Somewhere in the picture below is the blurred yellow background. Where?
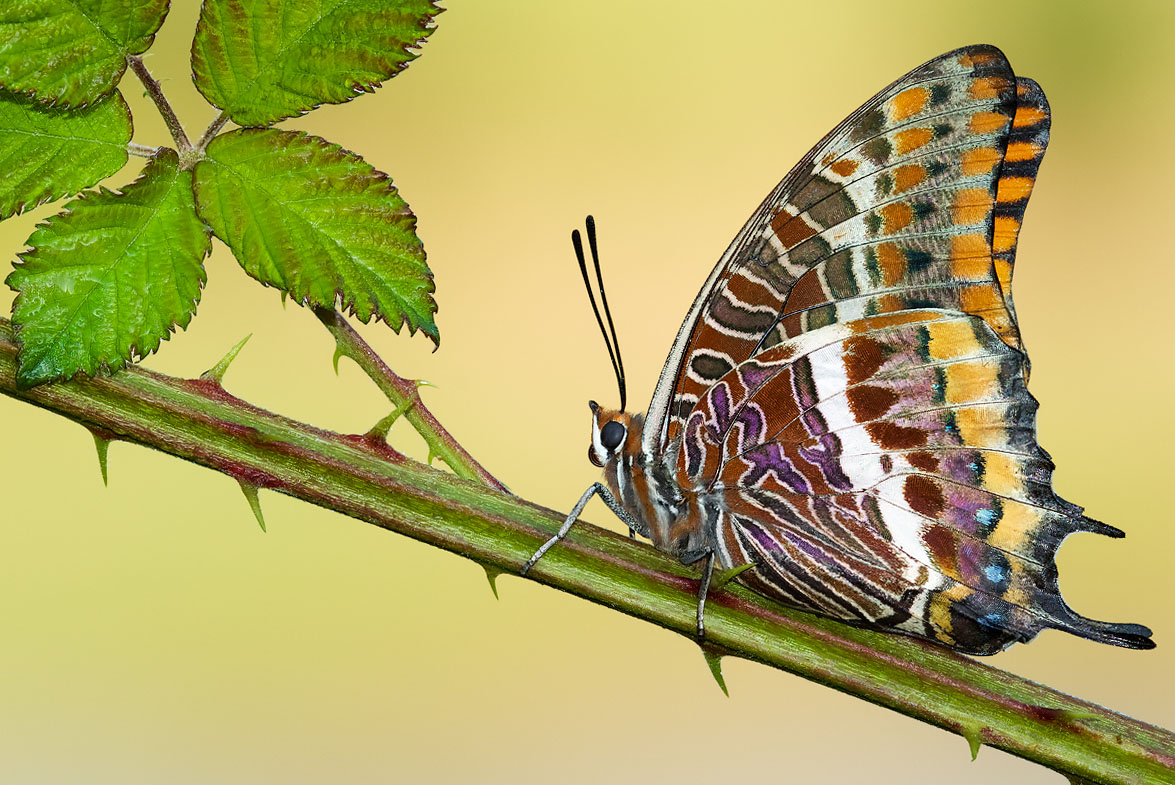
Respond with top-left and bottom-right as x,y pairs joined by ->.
2,1 -> 1172,782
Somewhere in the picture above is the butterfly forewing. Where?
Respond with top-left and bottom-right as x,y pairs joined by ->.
648,45 -> 1050,449
991,77 -> 1050,363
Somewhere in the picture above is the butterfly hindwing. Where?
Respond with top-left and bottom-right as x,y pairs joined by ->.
648,45 -> 1050,450
676,311 -> 1151,653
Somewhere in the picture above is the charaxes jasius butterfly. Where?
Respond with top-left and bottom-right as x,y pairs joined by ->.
522,44 -> 1154,655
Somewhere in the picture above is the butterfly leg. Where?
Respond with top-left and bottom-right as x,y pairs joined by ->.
680,549 -> 716,638
696,550 -> 716,638
521,482 -> 638,576
520,484 -> 598,576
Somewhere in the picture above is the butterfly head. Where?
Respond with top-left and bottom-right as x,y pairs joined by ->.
587,400 -> 637,467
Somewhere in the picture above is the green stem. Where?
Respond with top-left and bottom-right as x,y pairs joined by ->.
314,307 -> 507,492
126,55 -> 191,154
195,112 -> 228,154
126,142 -> 160,159
0,316 -> 1171,784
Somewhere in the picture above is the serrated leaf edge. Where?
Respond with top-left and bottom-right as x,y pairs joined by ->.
190,0 -> 444,127
194,128 -> 438,343
0,90 -> 134,220
0,0 -> 172,109
6,150 -> 210,387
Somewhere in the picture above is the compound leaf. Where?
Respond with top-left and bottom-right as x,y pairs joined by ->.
0,0 -> 170,107
191,0 -> 441,127
0,91 -> 132,220
194,128 -> 437,343
7,150 -> 211,387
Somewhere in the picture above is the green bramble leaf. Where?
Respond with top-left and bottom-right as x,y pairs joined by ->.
191,0 -> 441,127
0,91 -> 132,220
0,0 -> 170,107
194,128 -> 438,344
7,150 -> 211,388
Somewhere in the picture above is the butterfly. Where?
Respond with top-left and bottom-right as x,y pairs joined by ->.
523,44 -> 1154,655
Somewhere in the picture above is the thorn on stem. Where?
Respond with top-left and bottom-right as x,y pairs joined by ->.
701,647 -> 729,697
483,566 -> 503,599
201,335 -> 252,385
332,345 -> 345,375
1059,710 -> 1099,724
91,431 -> 111,486
239,482 -> 266,532
710,563 -> 756,593
961,724 -> 984,761
1027,705 -> 1098,725
365,408 -> 403,442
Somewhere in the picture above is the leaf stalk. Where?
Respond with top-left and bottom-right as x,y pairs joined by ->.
314,307 -> 506,492
127,142 -> 160,159
127,55 -> 191,156
195,112 -> 229,154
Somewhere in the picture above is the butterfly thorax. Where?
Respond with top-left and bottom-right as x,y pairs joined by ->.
592,406 -> 713,559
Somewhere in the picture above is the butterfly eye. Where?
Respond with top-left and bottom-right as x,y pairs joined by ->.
600,421 -> 626,451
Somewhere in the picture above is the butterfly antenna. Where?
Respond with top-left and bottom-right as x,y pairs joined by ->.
586,216 -> 627,412
574,216 -> 627,411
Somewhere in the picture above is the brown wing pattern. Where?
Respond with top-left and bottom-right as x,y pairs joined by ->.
675,310 -> 1153,653
654,46 -> 1052,449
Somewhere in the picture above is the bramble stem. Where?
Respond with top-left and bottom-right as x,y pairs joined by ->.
196,112 -> 229,153
0,315 -> 1171,785
314,307 -> 507,492
127,142 -> 160,159
126,55 -> 191,153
